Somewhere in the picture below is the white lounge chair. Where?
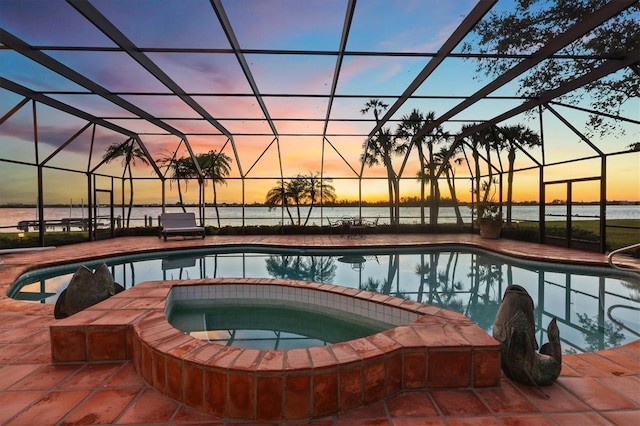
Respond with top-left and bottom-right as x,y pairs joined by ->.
159,212 -> 205,241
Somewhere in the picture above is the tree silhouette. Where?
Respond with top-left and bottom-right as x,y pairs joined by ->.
361,99 -> 401,225
461,124 -> 498,205
265,255 -> 336,283
103,139 -> 150,226
397,109 -> 430,224
434,146 -> 465,224
196,150 -> 232,227
462,0 -> 639,137
397,110 -> 449,224
156,150 -> 192,213
265,181 -> 295,225
301,172 -> 336,226
266,172 -> 336,226
498,125 -> 541,223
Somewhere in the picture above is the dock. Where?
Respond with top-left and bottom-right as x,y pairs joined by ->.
17,218 -> 99,232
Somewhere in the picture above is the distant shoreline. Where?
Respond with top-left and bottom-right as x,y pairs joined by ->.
2,200 -> 639,208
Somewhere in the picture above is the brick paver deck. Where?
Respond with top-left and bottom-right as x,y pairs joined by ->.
0,235 -> 638,425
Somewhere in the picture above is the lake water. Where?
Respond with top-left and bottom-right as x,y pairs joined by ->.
0,204 -> 637,232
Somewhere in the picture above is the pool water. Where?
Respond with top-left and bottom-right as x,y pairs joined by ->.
167,299 -> 391,350
10,246 -> 640,353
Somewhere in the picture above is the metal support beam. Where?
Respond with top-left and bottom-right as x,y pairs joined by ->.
549,101 -> 640,125
1,78 -> 165,180
209,0 -> 278,138
434,50 -> 640,181
0,29 -> 186,141
366,0 -> 497,140
41,123 -> 92,166
0,97 -> 29,125
545,104 -> 604,156
322,0 -> 357,137
66,0 -> 217,179
600,157 -> 607,253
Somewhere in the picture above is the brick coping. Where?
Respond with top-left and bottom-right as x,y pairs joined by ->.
50,277 -> 500,421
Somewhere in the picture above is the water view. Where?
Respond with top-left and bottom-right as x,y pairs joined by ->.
1,204 -> 638,232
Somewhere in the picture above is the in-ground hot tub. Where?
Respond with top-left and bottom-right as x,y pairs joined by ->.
50,278 -> 500,421
166,283 -> 404,349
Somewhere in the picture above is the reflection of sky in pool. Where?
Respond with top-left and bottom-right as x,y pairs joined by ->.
10,246 -> 640,354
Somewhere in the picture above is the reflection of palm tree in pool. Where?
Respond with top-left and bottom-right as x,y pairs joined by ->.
304,256 -> 337,283
414,253 -> 440,304
360,277 -> 382,293
265,255 -> 299,279
467,298 -> 501,332
416,253 -> 430,304
414,253 -> 464,309
440,298 -> 465,314
576,312 -> 625,352
443,251 -> 464,303
359,276 -> 409,300
414,262 -> 428,303
465,254 -> 504,329
620,280 -> 640,302
382,254 -> 400,295
121,262 -> 135,289
265,255 -> 336,283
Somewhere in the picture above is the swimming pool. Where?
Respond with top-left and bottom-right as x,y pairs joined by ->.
10,245 -> 639,354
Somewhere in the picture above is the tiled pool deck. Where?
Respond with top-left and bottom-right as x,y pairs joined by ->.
0,234 -> 638,425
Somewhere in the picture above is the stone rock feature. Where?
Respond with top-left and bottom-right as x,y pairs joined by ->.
54,263 -> 124,319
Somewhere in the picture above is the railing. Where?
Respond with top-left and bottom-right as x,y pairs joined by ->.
607,242 -> 640,272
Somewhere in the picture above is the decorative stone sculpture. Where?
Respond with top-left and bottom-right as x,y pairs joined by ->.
54,263 -> 124,319
493,285 -> 562,392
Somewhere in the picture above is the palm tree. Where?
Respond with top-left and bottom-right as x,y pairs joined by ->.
434,146 -> 465,224
362,128 -> 401,224
103,139 -> 150,227
397,110 -> 448,224
197,150 -> 232,227
461,124 -> 495,204
286,176 -> 307,225
361,99 -> 401,225
397,109 -> 430,224
461,125 -> 482,205
301,172 -> 336,226
499,125 -> 541,223
156,150 -> 191,213
361,99 -> 388,134
479,127 -> 500,203
265,181 -> 295,225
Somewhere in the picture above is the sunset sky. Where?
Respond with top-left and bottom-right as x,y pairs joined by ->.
0,0 -> 638,206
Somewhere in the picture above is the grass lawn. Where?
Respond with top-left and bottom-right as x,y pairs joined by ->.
575,219 -> 639,250
515,219 -> 639,252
